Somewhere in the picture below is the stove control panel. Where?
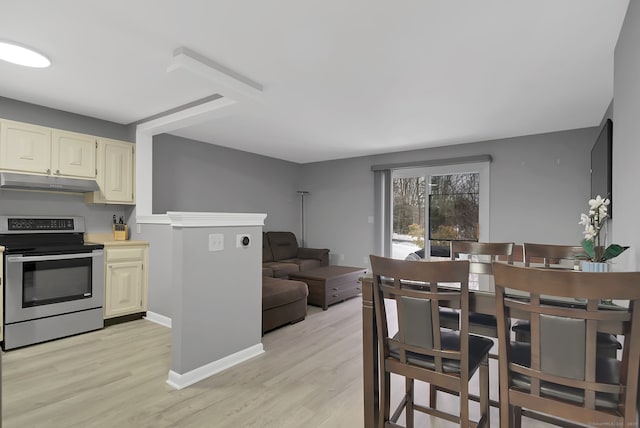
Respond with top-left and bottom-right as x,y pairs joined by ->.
7,218 -> 75,231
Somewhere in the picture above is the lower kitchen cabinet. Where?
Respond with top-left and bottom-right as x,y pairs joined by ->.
104,243 -> 148,319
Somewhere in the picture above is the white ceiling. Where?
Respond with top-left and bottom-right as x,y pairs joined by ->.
0,1 -> 629,163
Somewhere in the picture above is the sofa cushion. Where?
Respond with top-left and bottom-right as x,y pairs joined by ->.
267,231 -> 299,261
262,232 -> 274,262
263,277 -> 308,310
263,261 -> 300,278
281,258 -> 322,271
262,267 -> 275,277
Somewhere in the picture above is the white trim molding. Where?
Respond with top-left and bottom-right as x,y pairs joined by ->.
166,343 -> 264,390
166,211 -> 267,228
136,214 -> 171,225
144,311 -> 172,328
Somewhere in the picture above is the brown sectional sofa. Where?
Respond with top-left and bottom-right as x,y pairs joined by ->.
261,231 -> 330,334
262,231 -> 330,278
262,276 -> 309,334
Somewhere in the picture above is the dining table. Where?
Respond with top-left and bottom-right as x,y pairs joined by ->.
360,261 -> 627,428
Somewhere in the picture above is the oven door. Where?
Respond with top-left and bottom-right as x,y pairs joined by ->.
4,250 -> 104,324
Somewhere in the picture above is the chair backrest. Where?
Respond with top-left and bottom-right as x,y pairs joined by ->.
450,241 -> 514,274
492,263 -> 640,425
523,242 -> 583,269
369,255 -> 471,376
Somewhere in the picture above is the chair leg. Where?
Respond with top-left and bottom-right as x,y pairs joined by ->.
459,374 -> 470,428
500,400 -> 510,428
514,406 -> 522,428
480,356 -> 490,427
406,378 -> 414,428
381,371 -> 390,428
429,384 -> 437,408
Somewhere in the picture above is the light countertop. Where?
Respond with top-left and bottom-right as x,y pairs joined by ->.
85,233 -> 148,247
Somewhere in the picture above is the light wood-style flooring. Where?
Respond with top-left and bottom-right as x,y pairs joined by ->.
2,298 -> 556,427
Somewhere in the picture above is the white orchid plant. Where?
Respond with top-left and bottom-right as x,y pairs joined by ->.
578,195 -> 628,262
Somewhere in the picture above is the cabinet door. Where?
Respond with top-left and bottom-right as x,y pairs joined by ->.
105,261 -> 143,318
0,120 -> 51,174
100,139 -> 134,203
51,130 -> 96,178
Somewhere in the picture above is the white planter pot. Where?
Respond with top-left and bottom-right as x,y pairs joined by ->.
580,261 -> 609,272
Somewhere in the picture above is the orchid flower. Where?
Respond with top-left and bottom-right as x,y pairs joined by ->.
579,195 -> 628,262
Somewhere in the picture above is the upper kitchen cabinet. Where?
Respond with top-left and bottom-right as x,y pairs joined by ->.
85,138 -> 135,205
0,119 -> 96,179
52,130 -> 96,178
0,120 -> 52,174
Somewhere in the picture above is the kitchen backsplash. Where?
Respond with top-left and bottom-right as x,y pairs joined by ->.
0,188 -> 132,233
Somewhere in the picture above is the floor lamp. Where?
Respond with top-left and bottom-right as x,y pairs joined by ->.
297,191 -> 309,247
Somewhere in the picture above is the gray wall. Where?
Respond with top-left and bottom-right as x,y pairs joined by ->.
300,127 -> 599,268
0,96 -> 133,142
613,2 -> 640,271
171,224 -> 262,374
152,134 -> 301,232
0,97 -> 134,233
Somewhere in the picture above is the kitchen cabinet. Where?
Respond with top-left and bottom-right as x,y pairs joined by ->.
85,138 -> 135,205
52,130 -> 96,178
104,243 -> 148,319
0,119 -> 96,179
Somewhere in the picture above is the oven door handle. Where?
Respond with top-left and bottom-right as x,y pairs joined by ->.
6,251 -> 104,263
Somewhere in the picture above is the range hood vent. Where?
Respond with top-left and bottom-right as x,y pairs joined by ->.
0,172 -> 99,193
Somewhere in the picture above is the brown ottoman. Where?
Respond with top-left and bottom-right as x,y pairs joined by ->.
262,276 -> 308,334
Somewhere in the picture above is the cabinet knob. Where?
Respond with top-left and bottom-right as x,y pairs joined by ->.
46,168 -> 51,174
55,169 -> 60,175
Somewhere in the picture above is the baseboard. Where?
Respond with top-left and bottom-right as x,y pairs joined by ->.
144,311 -> 172,328
166,343 -> 264,390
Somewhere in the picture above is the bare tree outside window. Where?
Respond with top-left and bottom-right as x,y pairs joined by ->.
392,177 -> 426,259
429,173 -> 480,245
392,172 -> 480,259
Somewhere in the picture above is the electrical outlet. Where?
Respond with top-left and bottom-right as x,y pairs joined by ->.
209,233 -> 224,252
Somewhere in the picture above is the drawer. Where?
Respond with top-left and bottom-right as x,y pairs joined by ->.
106,247 -> 145,262
327,284 -> 362,304
326,280 -> 360,295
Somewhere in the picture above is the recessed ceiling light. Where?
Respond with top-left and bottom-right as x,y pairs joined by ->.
0,41 -> 50,68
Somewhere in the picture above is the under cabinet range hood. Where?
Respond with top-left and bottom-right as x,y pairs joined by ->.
0,172 -> 99,193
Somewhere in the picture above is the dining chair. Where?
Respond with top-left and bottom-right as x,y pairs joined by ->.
440,241 -> 515,337
441,242 -> 514,340
493,263 -> 640,428
432,241 -> 514,407
369,255 -> 492,428
522,242 -> 583,268
512,243 -> 622,358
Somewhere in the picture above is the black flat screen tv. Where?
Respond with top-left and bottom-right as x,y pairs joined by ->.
590,118 -> 613,217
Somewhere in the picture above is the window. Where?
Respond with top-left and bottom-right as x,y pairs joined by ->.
390,162 -> 489,260
429,172 -> 480,242
392,176 -> 426,259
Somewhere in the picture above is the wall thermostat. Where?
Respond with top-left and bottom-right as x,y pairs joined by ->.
236,234 -> 251,248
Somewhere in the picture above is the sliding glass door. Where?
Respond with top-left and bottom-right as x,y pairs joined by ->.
391,162 -> 489,260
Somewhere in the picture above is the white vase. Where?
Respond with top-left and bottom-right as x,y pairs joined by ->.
580,261 -> 609,272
